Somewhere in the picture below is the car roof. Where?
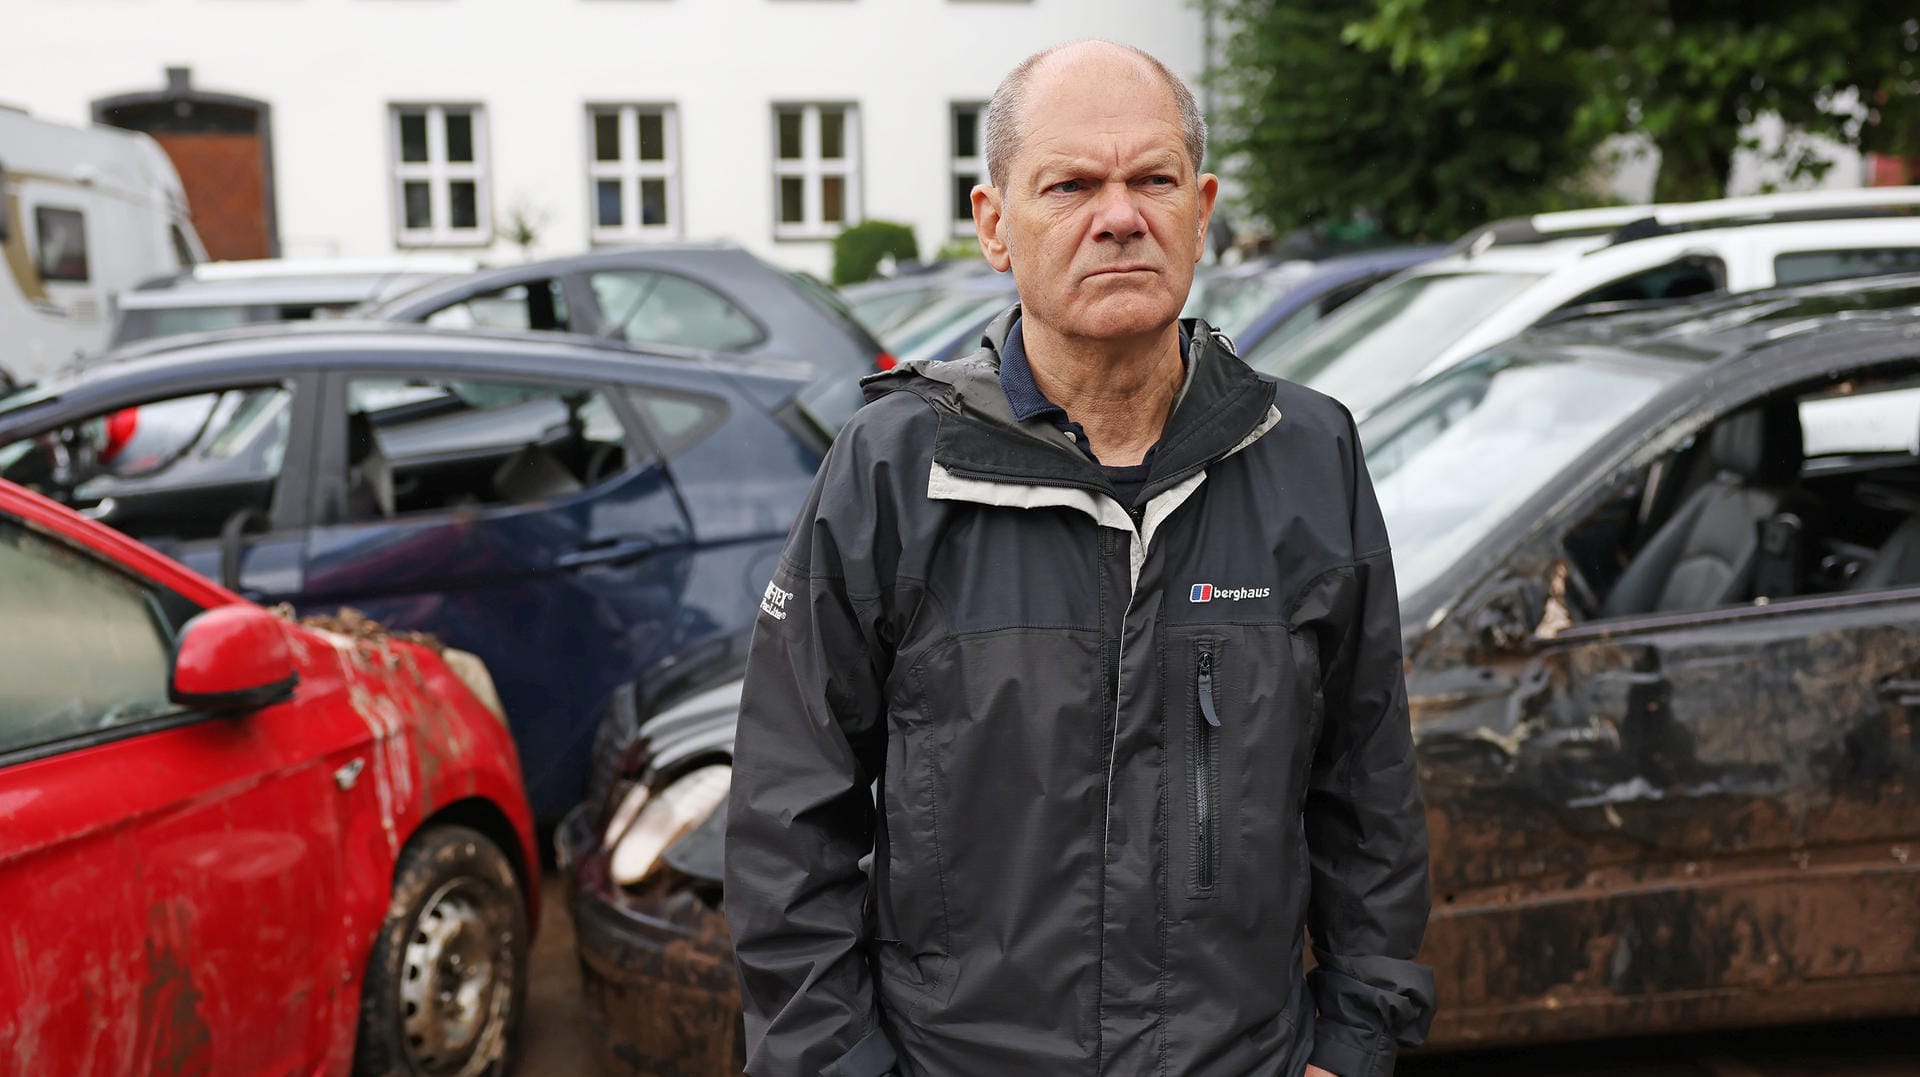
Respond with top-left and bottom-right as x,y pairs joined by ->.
1522,271 -> 1920,359
1455,186 -> 1920,252
19,322 -> 814,409
369,242 -> 758,307
120,270 -> 462,309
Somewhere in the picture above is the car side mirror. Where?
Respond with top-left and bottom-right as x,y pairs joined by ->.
169,604 -> 299,712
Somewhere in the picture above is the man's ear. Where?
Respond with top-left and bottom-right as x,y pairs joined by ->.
1193,172 -> 1220,264
972,184 -> 1012,272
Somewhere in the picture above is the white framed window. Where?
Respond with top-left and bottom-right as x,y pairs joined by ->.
950,102 -> 985,236
772,103 -> 860,240
391,104 -> 491,247
588,104 -> 681,243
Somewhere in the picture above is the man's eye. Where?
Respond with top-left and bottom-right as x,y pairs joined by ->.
1142,175 -> 1175,187
1050,180 -> 1085,194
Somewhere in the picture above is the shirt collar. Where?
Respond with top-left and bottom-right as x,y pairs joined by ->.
998,314 -> 1191,425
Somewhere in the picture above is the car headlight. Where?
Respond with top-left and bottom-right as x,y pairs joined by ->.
609,765 -> 731,887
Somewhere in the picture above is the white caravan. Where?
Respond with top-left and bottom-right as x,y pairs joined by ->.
0,107 -> 205,388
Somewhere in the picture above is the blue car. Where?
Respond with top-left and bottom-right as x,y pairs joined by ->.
0,323 -> 836,821
1186,246 -> 1445,355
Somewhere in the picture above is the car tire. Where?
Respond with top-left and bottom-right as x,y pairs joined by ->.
353,825 -> 528,1077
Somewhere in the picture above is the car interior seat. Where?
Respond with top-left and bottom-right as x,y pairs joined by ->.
492,443 -> 583,503
346,411 -> 396,520
1852,512 -> 1920,590
1601,399 -> 1806,617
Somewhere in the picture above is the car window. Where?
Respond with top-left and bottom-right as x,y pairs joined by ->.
1362,350 -> 1682,600
628,387 -> 726,458
112,305 -> 261,346
1557,256 -> 1726,309
0,386 -> 294,544
34,206 -> 89,283
589,270 -> 763,352
1775,249 -> 1920,287
1247,271 -> 1542,415
0,520 -> 179,758
342,377 -> 639,521
424,280 -> 571,332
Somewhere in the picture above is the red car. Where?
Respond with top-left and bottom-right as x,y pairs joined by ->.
0,478 -> 538,1075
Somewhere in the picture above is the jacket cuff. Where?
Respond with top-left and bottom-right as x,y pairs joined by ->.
821,1025 -> 899,1077
1307,1018 -> 1396,1077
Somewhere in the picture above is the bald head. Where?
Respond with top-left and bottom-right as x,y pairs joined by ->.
982,40 -> 1206,190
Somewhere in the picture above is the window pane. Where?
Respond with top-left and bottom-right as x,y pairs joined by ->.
603,272 -> 761,351
343,379 -> 631,519
780,177 -> 805,224
953,173 -> 977,223
2,388 -> 294,544
777,110 -> 803,160
597,179 -> 624,228
954,106 -> 979,159
449,181 -> 478,230
594,111 -> 622,162
403,181 -> 432,230
423,281 -> 568,332
1776,248 -> 1920,286
631,390 -> 723,456
399,111 -> 429,163
445,111 -> 475,163
638,112 -> 666,161
34,207 -> 88,282
819,108 -> 845,160
0,523 -> 176,755
822,175 -> 845,224
639,179 -> 667,226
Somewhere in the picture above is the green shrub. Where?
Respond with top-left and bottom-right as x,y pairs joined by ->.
831,220 -> 919,286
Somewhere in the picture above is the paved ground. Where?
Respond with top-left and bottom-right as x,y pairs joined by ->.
519,873 -> 597,1076
515,877 -> 1920,1077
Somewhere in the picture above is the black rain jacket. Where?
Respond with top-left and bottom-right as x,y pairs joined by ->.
725,310 -> 1434,1077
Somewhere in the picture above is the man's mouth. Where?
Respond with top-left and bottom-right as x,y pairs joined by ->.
1087,265 -> 1156,278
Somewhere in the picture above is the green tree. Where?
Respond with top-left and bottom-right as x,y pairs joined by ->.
1204,0 -> 1606,241
1348,1 -> 1920,200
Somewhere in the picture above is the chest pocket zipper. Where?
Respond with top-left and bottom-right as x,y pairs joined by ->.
1193,645 -> 1222,891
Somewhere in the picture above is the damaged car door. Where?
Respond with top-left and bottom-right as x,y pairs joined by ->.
300,370 -> 693,820
1414,364 -> 1920,1045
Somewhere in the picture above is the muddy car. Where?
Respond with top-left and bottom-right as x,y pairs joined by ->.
564,278 -> 1920,1067
0,477 -> 540,1075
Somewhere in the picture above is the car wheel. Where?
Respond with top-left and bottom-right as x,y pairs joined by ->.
354,825 -> 528,1077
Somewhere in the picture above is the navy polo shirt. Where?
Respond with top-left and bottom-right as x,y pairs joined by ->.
999,315 -> 1185,509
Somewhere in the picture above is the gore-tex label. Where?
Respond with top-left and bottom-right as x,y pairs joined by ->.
1189,583 -> 1272,603
760,580 -> 793,620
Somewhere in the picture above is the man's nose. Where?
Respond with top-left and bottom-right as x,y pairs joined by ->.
1091,181 -> 1148,242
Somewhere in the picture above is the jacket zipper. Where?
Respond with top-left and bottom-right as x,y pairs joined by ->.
1193,644 -> 1221,891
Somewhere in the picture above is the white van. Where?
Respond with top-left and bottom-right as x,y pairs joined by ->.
1245,187 -> 1920,417
0,107 -> 205,388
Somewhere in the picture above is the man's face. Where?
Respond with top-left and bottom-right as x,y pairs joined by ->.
973,54 -> 1218,344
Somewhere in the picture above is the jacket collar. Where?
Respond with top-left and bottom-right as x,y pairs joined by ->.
862,304 -> 1279,503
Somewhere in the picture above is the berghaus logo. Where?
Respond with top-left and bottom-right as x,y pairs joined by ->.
1190,583 -> 1272,602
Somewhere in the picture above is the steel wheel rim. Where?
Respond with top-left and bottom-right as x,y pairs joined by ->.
399,875 -> 514,1076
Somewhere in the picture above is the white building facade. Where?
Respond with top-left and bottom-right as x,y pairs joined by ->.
3,0 -> 1208,275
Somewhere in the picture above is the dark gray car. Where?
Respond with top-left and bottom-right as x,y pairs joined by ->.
363,243 -> 890,378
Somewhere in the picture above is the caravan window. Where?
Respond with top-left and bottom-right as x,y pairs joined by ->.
34,207 -> 89,283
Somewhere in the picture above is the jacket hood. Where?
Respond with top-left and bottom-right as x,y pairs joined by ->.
859,304 -> 1280,504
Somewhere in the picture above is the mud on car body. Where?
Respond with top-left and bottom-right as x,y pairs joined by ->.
564,275 -> 1920,1065
0,477 -> 539,1076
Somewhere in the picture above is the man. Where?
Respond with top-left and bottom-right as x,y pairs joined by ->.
726,40 -> 1434,1077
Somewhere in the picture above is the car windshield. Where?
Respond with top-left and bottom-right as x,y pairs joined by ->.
885,291 -> 1011,360
1248,271 -> 1541,415
1186,266 -> 1310,338
1361,350 -> 1682,600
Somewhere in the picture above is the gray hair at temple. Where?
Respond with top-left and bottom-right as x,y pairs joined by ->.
981,41 -> 1208,191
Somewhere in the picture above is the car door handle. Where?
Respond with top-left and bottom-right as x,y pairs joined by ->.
556,538 -> 658,569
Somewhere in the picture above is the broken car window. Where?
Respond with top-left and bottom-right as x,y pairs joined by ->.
0,521 -> 177,758
0,386 -> 293,545
1363,350 -> 1680,601
589,270 -> 763,352
342,377 -> 635,521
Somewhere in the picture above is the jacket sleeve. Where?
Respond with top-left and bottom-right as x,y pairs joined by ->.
1303,412 -> 1436,1077
724,429 -> 901,1077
